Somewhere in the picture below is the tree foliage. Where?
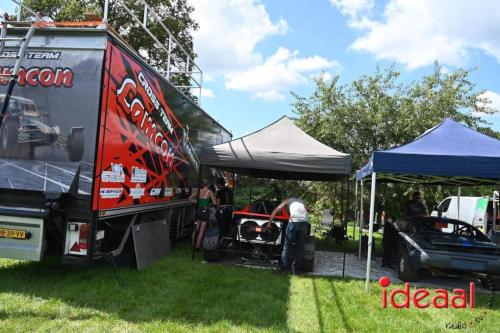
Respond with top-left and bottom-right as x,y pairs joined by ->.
20,0 -> 199,99
292,64 -> 499,219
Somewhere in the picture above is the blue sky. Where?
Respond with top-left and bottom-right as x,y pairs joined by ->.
190,0 -> 500,138
4,0 -> 500,138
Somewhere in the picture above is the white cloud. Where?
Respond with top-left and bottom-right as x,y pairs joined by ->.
200,88 -> 215,98
477,90 -> 500,112
254,91 -> 285,102
310,71 -> 334,82
331,0 -> 500,69
330,0 -> 374,18
191,0 -> 287,75
224,47 -> 339,101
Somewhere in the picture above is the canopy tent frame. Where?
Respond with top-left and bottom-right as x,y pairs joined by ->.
356,118 -> 500,292
197,115 -> 353,271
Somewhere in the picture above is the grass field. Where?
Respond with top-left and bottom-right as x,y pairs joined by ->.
0,242 -> 498,333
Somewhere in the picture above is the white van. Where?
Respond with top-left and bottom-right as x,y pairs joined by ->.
431,196 -> 489,232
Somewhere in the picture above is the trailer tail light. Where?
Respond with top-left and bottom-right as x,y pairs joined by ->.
64,222 -> 89,256
79,224 -> 89,250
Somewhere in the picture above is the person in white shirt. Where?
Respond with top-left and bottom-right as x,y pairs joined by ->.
267,197 -> 309,274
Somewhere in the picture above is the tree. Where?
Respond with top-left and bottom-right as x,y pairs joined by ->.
292,63 -> 499,219
20,0 -> 199,99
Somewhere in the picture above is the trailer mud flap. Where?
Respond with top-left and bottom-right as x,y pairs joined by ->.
0,215 -> 44,261
132,219 -> 171,270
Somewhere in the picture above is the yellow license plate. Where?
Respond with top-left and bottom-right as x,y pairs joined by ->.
0,228 -> 27,240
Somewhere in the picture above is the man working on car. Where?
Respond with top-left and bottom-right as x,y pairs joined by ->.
403,191 -> 427,218
267,196 -> 309,275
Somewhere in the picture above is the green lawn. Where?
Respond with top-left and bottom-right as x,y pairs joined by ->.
0,243 -> 498,333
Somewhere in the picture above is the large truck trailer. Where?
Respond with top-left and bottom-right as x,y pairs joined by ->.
0,16 -> 231,268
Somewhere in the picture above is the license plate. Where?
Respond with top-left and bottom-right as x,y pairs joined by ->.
0,228 -> 27,240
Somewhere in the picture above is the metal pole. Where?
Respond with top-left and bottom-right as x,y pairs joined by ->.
492,191 -> 498,234
354,179 -> 358,240
17,0 -> 22,21
103,0 -> 109,21
249,177 -> 252,204
457,186 -> 461,222
192,167 -> 203,260
365,172 -> 376,292
166,35 -> 172,78
143,5 -> 148,26
359,180 -> 364,260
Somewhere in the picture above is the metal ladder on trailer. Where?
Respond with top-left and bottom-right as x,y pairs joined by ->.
0,18 -> 38,127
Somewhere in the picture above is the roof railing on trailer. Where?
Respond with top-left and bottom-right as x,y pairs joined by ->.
8,0 -> 203,104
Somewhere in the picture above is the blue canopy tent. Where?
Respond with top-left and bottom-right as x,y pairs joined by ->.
355,118 -> 500,291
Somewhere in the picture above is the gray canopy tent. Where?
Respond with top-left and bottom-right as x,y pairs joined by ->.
198,116 -> 352,269
200,116 -> 351,180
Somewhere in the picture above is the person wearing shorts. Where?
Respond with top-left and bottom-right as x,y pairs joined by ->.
190,179 -> 216,250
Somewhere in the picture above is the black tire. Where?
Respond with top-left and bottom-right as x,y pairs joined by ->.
301,236 -> 315,272
203,248 -> 223,262
397,248 -> 419,281
0,120 -> 19,158
67,127 -> 84,162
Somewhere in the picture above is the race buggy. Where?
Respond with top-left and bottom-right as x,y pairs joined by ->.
392,216 -> 500,286
0,95 -> 84,161
202,199 -> 315,271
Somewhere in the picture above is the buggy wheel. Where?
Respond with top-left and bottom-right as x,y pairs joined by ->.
397,248 -> 419,282
0,120 -> 19,158
301,236 -> 315,272
67,127 -> 84,162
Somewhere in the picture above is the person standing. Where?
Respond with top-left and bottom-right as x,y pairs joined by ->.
189,179 -> 216,250
267,196 -> 309,274
215,178 -> 233,236
403,191 -> 427,218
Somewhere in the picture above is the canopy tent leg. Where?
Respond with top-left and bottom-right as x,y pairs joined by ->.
365,172 -> 376,292
358,180 -> 364,260
353,179 -> 358,240
457,186 -> 461,222
249,176 -> 253,204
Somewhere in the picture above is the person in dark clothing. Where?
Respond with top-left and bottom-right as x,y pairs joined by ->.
267,197 -> 309,275
403,191 -> 427,218
381,218 -> 398,268
215,178 -> 233,236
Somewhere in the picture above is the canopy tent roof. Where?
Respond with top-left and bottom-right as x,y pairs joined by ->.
356,118 -> 500,185
200,116 -> 351,181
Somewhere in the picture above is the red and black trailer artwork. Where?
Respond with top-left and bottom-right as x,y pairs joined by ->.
93,42 -> 192,211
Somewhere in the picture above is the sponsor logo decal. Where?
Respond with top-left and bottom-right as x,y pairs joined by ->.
99,188 -> 123,199
130,184 -> 145,199
164,188 -> 173,196
116,76 -> 175,167
131,166 -> 147,183
150,188 -> 161,196
0,66 -> 73,87
0,50 -> 61,60
101,163 -> 125,183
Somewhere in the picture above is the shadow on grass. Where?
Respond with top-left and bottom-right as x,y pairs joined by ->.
0,242 -> 290,331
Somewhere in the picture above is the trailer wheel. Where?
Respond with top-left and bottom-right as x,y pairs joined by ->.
67,127 -> 84,162
0,120 -> 19,158
397,248 -> 419,282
